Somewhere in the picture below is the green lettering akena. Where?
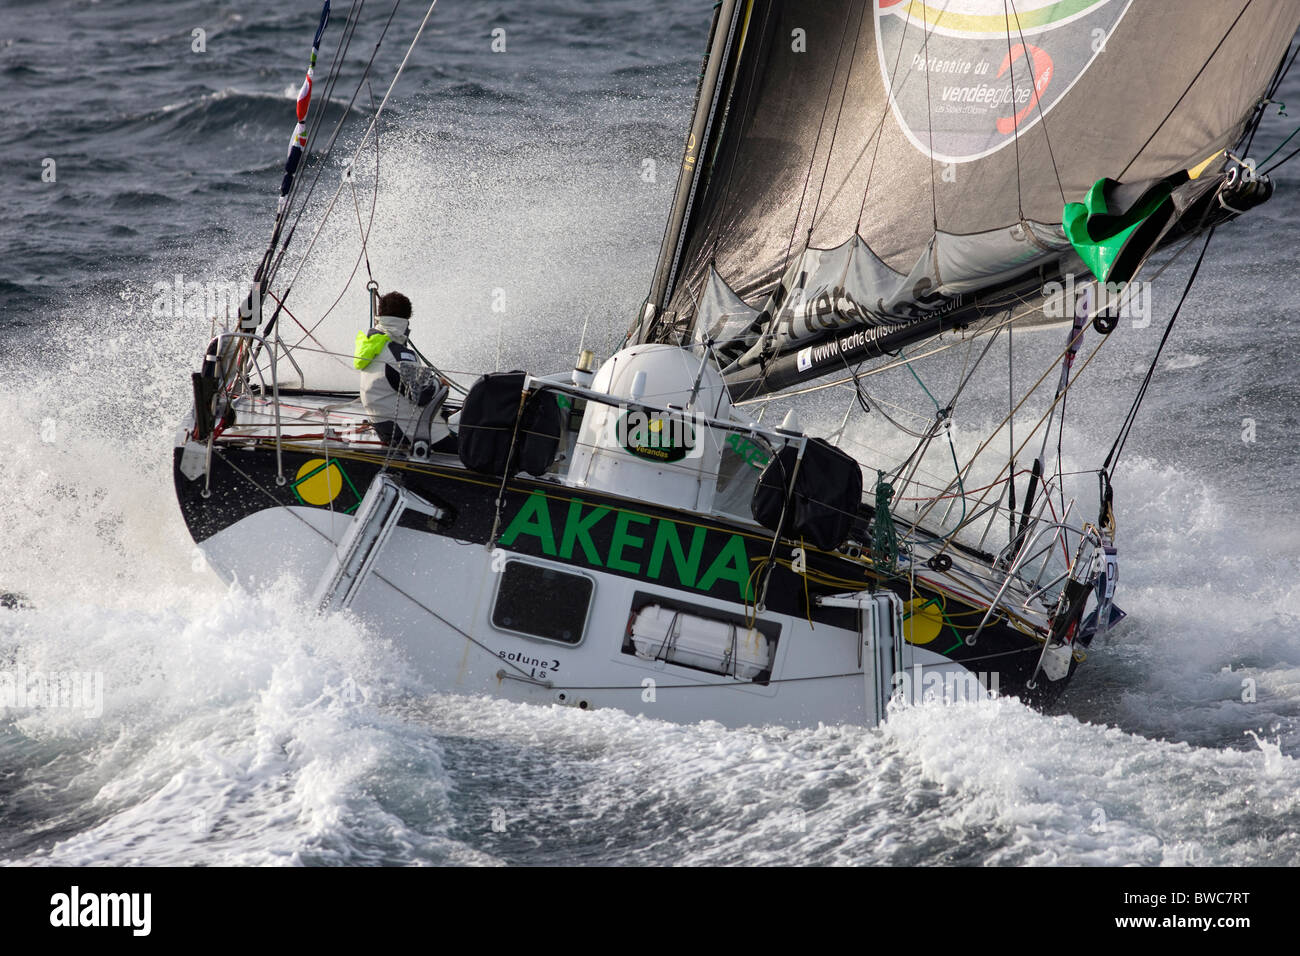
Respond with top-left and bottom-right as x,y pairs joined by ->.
647,520 -> 706,586
497,491 -> 754,602
696,534 -> 753,601
498,489 -> 557,555
560,498 -> 609,565
608,511 -> 651,573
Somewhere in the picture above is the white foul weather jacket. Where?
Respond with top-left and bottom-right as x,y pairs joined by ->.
355,314 -> 440,439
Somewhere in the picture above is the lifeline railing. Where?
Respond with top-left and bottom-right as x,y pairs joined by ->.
202,331 -> 288,488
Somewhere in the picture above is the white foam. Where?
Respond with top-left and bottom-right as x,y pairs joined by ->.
1,577 -> 500,865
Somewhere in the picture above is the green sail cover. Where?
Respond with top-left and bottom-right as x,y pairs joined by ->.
1062,173 -> 1187,284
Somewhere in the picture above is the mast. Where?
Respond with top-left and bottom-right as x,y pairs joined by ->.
636,0 -> 743,344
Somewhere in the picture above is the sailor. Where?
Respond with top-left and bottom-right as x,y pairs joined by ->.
354,291 -> 455,451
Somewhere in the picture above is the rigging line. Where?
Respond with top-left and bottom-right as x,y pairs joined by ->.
779,3 -> 858,278
904,315 -> 1114,541
287,2 -> 363,222
746,368 -> 934,427
1267,40 -> 1300,100
1001,0 -> 1024,221
1104,226 -> 1216,476
1056,383 -> 1067,516
863,393 -> 931,440
885,320 -> 997,489
898,325 -> 1005,528
265,1 -> 368,285
832,347 -> 870,415
807,2 -> 868,232
277,0 -> 428,299
1261,42 -> 1296,109
930,403 -> 967,528
1239,40 -> 1295,162
266,3 -> 392,293
892,422 -> 940,494
288,81 -> 385,353
1247,37 -> 1300,162
833,349 -> 930,439
248,2 -> 361,296
860,392 -> 934,426
897,469 -> 1029,503
919,329 -> 1114,553
895,312 -> 1007,489
352,80 -> 381,287
840,435 -> 979,498
902,349 -> 944,412
855,0 -> 915,232
286,215 -> 367,350
1261,142 -> 1300,176
266,2 -> 361,249
270,17 -> 400,310
922,3 -> 938,231
1006,0 -> 1065,205
1238,100 -> 1269,166
264,294 -> 349,370
1259,123 -> 1300,168
1116,0 -> 1255,182
939,316 -> 1004,413
1008,321 -> 1014,500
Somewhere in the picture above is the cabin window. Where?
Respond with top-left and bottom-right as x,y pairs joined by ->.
712,431 -> 777,520
491,560 -> 593,645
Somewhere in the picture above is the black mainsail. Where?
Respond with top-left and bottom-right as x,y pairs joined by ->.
638,0 -> 1300,401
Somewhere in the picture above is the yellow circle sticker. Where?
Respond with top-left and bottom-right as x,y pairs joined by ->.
293,458 -> 344,506
902,597 -> 944,646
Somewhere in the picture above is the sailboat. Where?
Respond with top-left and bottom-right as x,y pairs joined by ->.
173,0 -> 1300,728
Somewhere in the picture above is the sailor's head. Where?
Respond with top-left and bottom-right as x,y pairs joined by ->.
377,291 -> 412,320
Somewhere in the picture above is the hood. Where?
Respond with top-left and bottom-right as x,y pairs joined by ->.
374,314 -> 409,344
